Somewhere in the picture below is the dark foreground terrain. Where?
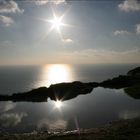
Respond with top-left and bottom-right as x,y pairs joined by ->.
0,118 -> 140,140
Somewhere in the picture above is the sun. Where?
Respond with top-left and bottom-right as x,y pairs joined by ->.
49,15 -> 63,31
47,12 -> 65,33
35,8 -> 72,42
34,9 -> 73,43
55,100 -> 62,109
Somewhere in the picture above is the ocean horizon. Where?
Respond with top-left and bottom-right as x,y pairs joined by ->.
0,63 -> 139,95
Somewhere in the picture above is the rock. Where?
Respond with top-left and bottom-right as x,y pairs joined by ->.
127,67 -> 140,76
0,81 -> 98,102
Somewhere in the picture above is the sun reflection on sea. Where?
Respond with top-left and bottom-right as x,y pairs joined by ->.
37,64 -> 73,87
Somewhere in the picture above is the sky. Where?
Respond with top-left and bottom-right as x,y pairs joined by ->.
0,0 -> 140,65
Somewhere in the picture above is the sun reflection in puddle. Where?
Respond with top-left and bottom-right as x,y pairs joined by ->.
54,100 -> 62,109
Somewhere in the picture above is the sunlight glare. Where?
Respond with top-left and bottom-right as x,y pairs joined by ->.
35,8 -> 72,42
49,15 -> 63,31
55,100 -> 62,109
37,64 -> 73,87
47,64 -> 69,85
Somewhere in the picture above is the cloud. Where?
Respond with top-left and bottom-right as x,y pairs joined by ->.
62,38 -> 73,43
35,0 -> 49,5
114,30 -> 131,36
0,101 -> 16,113
0,112 -> 27,127
136,24 -> 140,34
118,0 -> 140,12
61,48 -> 140,64
35,0 -> 66,5
0,102 -> 27,128
38,119 -> 67,131
0,0 -> 24,13
0,15 -> 14,26
114,23 -> 140,36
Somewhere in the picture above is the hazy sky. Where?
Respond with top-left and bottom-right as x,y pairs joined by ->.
0,0 -> 140,65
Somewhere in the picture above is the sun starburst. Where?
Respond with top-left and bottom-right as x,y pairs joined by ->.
55,100 -> 62,109
48,14 -> 64,31
34,8 -> 72,43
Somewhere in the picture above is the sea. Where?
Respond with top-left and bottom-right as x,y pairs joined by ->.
0,64 -> 140,133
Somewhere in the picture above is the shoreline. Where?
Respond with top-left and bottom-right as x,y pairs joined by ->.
0,117 -> 140,140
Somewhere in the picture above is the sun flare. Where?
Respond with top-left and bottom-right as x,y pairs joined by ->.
36,8 -> 72,42
47,12 -> 65,33
49,16 -> 63,31
55,100 -> 62,109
